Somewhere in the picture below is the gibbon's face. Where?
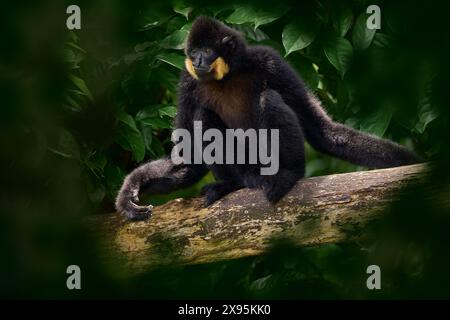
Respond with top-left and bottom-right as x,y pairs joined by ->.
185,17 -> 241,81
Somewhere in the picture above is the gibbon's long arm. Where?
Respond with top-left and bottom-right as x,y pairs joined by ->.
115,76 -> 208,220
115,159 -> 207,220
271,54 -> 420,169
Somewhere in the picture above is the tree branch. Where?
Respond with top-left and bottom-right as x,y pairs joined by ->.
87,164 -> 427,273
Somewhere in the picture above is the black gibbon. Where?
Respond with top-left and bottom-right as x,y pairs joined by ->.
116,16 -> 420,220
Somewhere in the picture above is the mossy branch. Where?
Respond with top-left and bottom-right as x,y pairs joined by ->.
87,164 -> 427,273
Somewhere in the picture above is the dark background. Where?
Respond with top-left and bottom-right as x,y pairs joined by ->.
0,0 -> 449,299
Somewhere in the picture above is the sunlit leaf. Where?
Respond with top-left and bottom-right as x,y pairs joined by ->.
226,6 -> 284,29
352,12 -> 376,51
161,29 -> 189,50
69,74 -> 93,100
416,98 -> 438,134
158,105 -> 178,118
173,1 -> 192,20
282,17 -> 320,56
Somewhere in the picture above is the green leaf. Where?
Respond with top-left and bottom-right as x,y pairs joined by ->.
48,128 -> 80,160
331,2 -> 353,37
148,136 -> 166,158
231,24 -> 269,42
157,52 -> 185,70
254,10 -> 283,29
137,8 -> 173,31
226,6 -> 284,29
104,163 -> 126,199
85,151 -> 107,173
136,104 -> 164,121
416,100 -> 438,134
139,117 -> 173,129
64,95 -> 82,112
136,105 -> 176,129
69,74 -> 93,101
282,17 -> 320,56
66,41 -> 87,54
360,107 -> 393,137
372,33 -> 391,48
140,124 -> 153,152
209,4 -> 233,17
158,105 -> 177,118
173,1 -> 192,20
288,54 -> 319,90
225,6 -> 256,25
352,12 -> 376,51
250,275 -> 273,291
123,51 -> 147,65
161,29 -> 189,50
135,41 -> 154,52
323,37 -> 353,77
139,20 -> 161,31
115,111 -> 146,162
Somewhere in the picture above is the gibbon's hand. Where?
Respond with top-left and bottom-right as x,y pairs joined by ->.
115,178 -> 153,221
116,159 -> 208,221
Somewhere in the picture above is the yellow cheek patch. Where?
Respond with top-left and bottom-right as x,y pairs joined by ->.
211,57 -> 229,80
184,56 -> 229,80
185,58 -> 198,80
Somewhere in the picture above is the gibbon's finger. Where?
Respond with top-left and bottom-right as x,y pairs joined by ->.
124,202 -> 153,221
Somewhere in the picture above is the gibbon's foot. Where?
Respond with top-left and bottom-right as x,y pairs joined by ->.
116,193 -> 153,221
262,170 -> 300,203
242,169 -> 265,189
201,181 -> 242,207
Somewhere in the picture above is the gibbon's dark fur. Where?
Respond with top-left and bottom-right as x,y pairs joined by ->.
116,16 -> 419,220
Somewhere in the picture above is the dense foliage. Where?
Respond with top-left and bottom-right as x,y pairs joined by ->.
1,0 -> 449,299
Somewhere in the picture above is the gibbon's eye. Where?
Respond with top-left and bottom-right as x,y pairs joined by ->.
190,48 -> 198,56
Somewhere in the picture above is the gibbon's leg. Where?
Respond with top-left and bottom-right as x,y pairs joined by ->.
201,180 -> 243,206
199,108 -> 245,206
244,89 -> 305,203
289,90 -> 421,168
115,158 -> 207,220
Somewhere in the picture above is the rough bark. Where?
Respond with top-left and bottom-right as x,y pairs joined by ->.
87,164 -> 427,273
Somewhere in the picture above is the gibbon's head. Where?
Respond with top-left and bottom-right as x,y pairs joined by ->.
184,16 -> 246,81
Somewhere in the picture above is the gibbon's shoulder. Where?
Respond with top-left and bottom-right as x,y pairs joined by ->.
245,44 -> 285,75
247,44 -> 307,90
